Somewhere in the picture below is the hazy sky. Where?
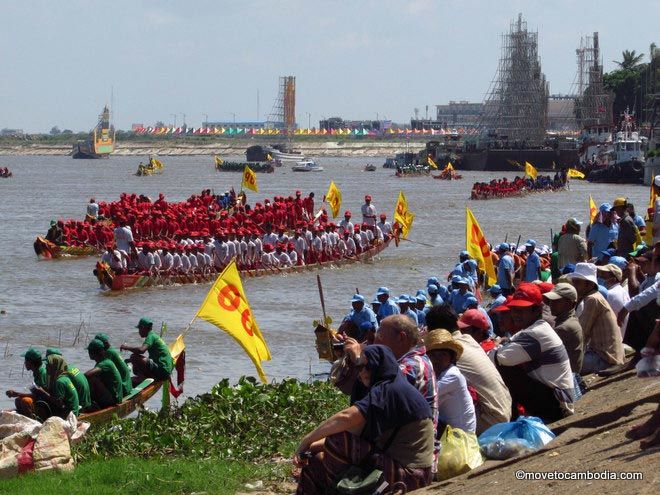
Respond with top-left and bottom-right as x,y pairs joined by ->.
0,0 -> 656,132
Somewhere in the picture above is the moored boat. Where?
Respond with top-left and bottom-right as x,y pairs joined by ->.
78,378 -> 162,425
292,159 -> 323,172
72,105 -> 115,159
33,236 -> 100,258
95,239 -> 391,291
216,161 -> 275,173
364,164 -> 377,172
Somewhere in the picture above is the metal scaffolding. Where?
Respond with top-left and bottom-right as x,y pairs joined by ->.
573,32 -> 613,127
267,76 -> 296,132
481,14 -> 549,145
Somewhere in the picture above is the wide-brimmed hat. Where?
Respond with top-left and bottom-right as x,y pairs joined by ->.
351,294 -> 365,303
425,329 -> 464,360
376,286 -> 390,296
567,262 -> 598,285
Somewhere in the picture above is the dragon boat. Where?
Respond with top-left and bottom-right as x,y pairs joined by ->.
33,236 -> 100,259
95,239 -> 392,291
215,161 -> 275,173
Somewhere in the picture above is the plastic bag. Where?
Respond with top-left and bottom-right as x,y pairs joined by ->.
478,416 -> 555,460
435,426 -> 483,481
635,354 -> 660,377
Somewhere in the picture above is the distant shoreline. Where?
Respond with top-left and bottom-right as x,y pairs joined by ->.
0,139 -> 428,157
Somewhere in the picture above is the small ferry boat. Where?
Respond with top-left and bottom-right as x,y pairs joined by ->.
292,159 -> 323,172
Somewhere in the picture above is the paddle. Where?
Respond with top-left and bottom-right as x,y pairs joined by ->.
317,275 -> 328,325
400,238 -> 435,248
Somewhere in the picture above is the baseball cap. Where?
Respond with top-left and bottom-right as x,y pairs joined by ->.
136,317 -> 153,328
94,333 -> 110,346
463,296 -> 479,310
507,283 -> 543,307
599,248 -> 616,260
498,243 -> 509,252
608,256 -> 628,270
562,263 -> 576,274
451,275 -> 462,284
351,294 -> 365,303
45,348 -> 62,356
86,338 -> 105,353
596,263 -> 623,282
457,309 -> 490,330
21,348 -> 42,362
542,282 -> 577,303
612,197 -> 628,208
427,284 -> 439,294
359,321 -> 375,332
599,203 -> 612,213
376,286 -> 390,295
525,239 -> 537,248
488,284 -> 502,295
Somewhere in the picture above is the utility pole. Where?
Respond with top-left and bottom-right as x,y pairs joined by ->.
181,113 -> 186,128
230,112 -> 236,124
203,114 -> 209,126
171,113 -> 177,128
307,112 -> 311,129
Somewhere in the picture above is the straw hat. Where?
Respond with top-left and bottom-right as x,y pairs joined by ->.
424,329 -> 463,360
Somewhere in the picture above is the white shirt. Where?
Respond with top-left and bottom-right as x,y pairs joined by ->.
162,252 -> 174,271
137,251 -> 150,270
378,221 -> 392,236
289,250 -> 300,265
361,203 -> 377,226
606,283 -> 630,338
152,252 -> 162,269
436,365 -> 477,433
114,226 -> 134,252
653,197 -> 660,245
180,254 -> 191,272
172,253 -> 182,270
188,253 -> 198,269
87,202 -> 99,218
277,252 -> 292,267
345,237 -> 356,255
311,236 -> 323,252
263,233 -> 279,245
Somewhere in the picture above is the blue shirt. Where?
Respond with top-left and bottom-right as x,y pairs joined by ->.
587,222 -> 618,258
524,252 -> 541,282
497,254 -> 515,289
344,307 -> 378,330
404,308 -> 418,325
436,285 -> 450,301
488,294 -> 507,311
416,309 -> 426,326
377,299 -> 400,321
450,290 -> 475,315
478,307 -> 495,337
632,214 -> 645,229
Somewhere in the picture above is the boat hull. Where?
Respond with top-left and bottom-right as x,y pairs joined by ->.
78,379 -> 163,425
33,236 -> 99,259
217,161 -> 275,173
587,160 -> 645,184
97,239 -> 392,291
456,148 -> 579,172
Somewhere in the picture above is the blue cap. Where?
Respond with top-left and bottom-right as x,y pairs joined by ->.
416,294 -> 427,302
562,263 -> 576,274
458,277 -> 470,285
498,243 -> 509,252
427,277 -> 440,287
459,250 -> 470,259
464,259 -> 478,269
371,297 -> 381,305
599,203 -> 612,213
351,294 -> 365,303
408,295 -> 417,303
396,294 -> 409,303
376,286 -> 390,295
525,239 -> 537,248
416,289 -> 427,296
451,275 -> 462,284
608,256 -> 628,269
488,284 -> 502,295
359,321 -> 375,331
600,248 -> 616,259
463,296 -> 479,310
427,284 -> 439,293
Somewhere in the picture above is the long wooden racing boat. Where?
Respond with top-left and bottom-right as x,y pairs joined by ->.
79,378 -> 162,425
34,236 -> 100,259
95,238 -> 392,291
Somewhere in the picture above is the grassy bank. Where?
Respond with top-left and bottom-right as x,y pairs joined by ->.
8,377 -> 346,495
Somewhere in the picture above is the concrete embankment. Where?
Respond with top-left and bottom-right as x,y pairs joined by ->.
0,140 -> 428,158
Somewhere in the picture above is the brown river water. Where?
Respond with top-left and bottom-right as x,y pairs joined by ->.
0,154 -> 649,409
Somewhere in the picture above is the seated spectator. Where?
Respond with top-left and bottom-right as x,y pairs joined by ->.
457,309 -> 496,352
32,354 -> 80,420
596,264 -> 630,338
490,283 -> 575,422
294,345 -> 434,494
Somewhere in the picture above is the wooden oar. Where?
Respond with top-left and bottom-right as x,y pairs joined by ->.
317,274 -> 328,324
400,238 -> 435,248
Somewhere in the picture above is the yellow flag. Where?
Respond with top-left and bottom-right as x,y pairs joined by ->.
196,259 -> 271,382
241,165 -> 259,192
445,162 -> 454,172
325,181 -> 342,218
266,153 -> 273,161
466,208 -> 497,285
394,190 -> 415,238
524,161 -> 538,180
427,155 -> 438,169
589,195 -> 598,224
567,168 -> 585,179
214,156 -> 224,167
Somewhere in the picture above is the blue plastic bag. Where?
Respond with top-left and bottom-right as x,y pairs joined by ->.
478,416 -> 555,460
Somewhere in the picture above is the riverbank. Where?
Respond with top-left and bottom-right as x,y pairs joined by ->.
0,139 -> 427,157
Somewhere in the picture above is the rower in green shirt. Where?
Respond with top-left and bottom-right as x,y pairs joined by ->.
95,332 -> 133,398
46,347 -> 92,412
32,354 -> 80,420
5,347 -> 47,418
121,317 -> 173,384
85,339 -> 123,408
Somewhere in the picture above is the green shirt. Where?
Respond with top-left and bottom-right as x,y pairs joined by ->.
105,347 -> 133,397
53,375 -> 79,415
144,332 -> 173,375
67,366 -> 92,410
33,364 -> 47,388
95,358 -> 123,405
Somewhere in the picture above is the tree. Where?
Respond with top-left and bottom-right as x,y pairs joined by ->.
613,50 -> 644,70
50,126 -> 61,135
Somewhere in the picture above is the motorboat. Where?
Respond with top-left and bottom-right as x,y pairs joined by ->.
292,159 -> 323,172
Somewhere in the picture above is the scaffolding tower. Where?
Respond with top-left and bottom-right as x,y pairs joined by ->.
573,33 -> 613,127
266,76 -> 296,132
481,14 -> 549,145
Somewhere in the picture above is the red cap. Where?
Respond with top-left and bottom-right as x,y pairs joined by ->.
365,195 -> 372,201
492,296 -> 513,313
380,213 -> 386,219
507,283 -> 543,308
536,282 -> 554,294
295,190 -> 301,195
457,309 -> 490,330
345,211 -> 351,217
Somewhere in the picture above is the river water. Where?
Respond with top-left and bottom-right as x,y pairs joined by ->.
0,154 -> 649,409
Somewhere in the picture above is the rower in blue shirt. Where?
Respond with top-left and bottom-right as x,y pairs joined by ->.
343,294 -> 378,330
414,293 -> 428,326
395,295 -> 418,325
523,240 -> 542,282
587,203 -> 618,258
462,259 -> 479,289
496,243 -> 515,295
427,284 -> 445,306
450,278 -> 474,314
376,287 -> 399,322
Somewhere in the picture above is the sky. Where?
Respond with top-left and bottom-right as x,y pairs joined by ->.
0,0 -> 657,133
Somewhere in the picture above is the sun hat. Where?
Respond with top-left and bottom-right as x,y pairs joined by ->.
136,317 -> 153,328
488,284 -> 502,295
525,239 -> 537,248
395,294 -> 409,304
407,295 -> 418,304
424,329 -> 464,360
21,348 -> 42,362
507,282 -> 543,308
416,289 -> 427,297
415,294 -> 427,303
597,263 -> 623,282
566,217 -> 583,228
542,282 -> 578,303
464,259 -> 478,269
462,296 -> 479,310
427,276 -> 440,287
457,309 -> 489,330
498,243 -> 510,252
654,175 -> 660,187
567,262 -> 598,285
351,294 -> 365,303
457,277 -> 470,286
451,275 -> 462,284
86,339 -> 106,353
376,286 -> 390,296
427,284 -> 439,294
612,197 -> 628,208
608,256 -> 628,270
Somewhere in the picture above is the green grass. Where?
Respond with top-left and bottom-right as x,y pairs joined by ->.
2,457 -> 287,495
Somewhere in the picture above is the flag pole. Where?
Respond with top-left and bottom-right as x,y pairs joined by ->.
180,315 -> 199,339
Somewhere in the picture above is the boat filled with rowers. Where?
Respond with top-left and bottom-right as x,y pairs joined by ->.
470,171 -> 568,200
0,167 -> 13,178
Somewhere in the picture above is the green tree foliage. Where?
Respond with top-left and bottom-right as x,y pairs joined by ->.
613,50 -> 645,70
